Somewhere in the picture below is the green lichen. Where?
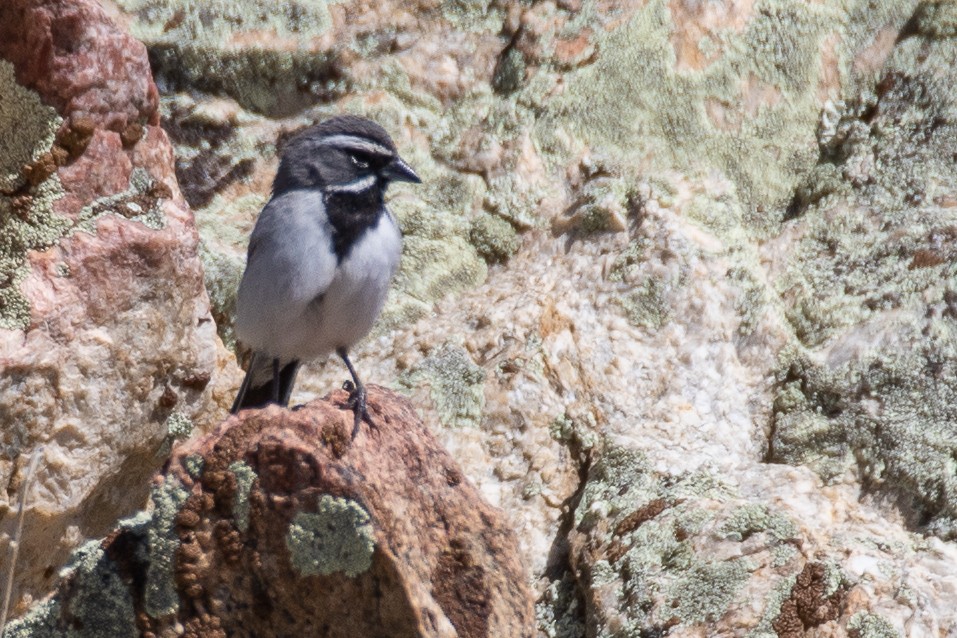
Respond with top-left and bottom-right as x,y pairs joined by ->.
61,542 -> 138,638
0,60 -> 70,329
617,278 -> 672,331
442,0 -> 506,33
904,1 -> 957,39
536,574 -> 586,638
144,477 -> 189,618
549,412 -> 598,454
469,212 -> 520,264
606,219 -> 695,331
118,0 -> 341,116
492,47 -> 526,95
726,264 -> 775,337
563,175 -> 634,235
0,176 -> 69,330
199,243 -> 244,351
228,460 -> 256,533
0,59 -> 62,193
158,412 -> 194,457
770,543 -> 800,568
164,412 -> 193,440
847,611 -> 901,638
720,503 -> 798,543
747,575 -> 798,638
538,0 -> 913,234
668,559 -> 752,625
74,168 -> 166,233
771,327 -> 957,530
569,444 -> 807,633
119,0 -> 333,43
398,343 -> 486,428
0,599 -> 62,638
0,57 -> 174,331
286,494 -> 375,578
4,541 -> 138,638
766,17 -> 957,536
483,172 -> 546,231
183,453 -> 205,479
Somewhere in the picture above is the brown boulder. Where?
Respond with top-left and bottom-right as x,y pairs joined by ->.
6,388 -> 535,637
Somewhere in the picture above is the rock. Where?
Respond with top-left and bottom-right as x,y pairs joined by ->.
8,0 -> 957,636
0,0 -> 233,617
3,388 -> 535,638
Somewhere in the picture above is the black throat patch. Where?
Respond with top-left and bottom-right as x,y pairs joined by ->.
324,188 -> 385,262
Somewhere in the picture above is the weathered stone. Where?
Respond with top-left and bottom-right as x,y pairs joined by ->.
0,0 -> 234,617
4,388 -> 535,638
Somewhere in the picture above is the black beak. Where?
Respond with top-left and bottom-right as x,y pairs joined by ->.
381,156 -> 421,184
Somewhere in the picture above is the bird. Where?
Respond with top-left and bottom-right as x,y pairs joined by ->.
230,114 -> 421,437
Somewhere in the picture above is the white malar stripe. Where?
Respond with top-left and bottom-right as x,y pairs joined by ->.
325,174 -> 377,194
318,134 -> 392,157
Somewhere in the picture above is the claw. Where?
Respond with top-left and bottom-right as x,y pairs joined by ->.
347,383 -> 371,439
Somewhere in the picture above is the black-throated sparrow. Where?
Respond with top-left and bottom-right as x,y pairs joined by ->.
230,115 -> 420,436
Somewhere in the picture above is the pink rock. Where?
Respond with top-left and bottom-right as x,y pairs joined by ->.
0,0 -> 224,618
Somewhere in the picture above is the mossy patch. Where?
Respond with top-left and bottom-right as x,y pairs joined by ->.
118,0 -> 343,116
2,541 -> 137,638
398,343 -> 486,428
469,212 -> 520,264
0,60 -> 62,193
286,494 -> 375,578
847,611 -> 900,638
568,443 -> 818,633
537,0 -> 913,234
668,559 -> 752,625
0,176 -> 69,330
720,503 -> 798,543
144,477 -> 189,618
199,243 -> 245,351
228,460 -> 256,533
74,168 -> 168,233
0,60 -> 70,329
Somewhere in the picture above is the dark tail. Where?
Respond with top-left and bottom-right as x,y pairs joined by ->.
231,352 -> 301,414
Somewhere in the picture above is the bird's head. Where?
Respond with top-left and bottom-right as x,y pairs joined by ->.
272,115 -> 421,197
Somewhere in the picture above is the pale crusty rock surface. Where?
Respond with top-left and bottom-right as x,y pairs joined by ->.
6,0 -> 957,636
0,0 -> 234,619
4,388 -> 535,638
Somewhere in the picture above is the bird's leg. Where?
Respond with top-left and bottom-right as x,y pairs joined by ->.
271,358 -> 281,404
337,347 -> 370,438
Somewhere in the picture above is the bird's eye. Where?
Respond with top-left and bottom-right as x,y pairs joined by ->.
350,154 -> 370,169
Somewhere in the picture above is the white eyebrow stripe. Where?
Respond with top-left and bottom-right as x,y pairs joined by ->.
318,135 -> 392,157
325,174 -> 378,193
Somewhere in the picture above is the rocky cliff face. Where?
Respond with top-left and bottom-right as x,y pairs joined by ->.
3,0 -> 957,636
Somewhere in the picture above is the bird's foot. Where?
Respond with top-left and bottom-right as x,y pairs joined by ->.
342,380 -> 372,439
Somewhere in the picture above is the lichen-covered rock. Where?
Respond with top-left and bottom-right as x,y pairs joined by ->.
0,0 -> 233,616
4,388 -> 535,638
17,0 -> 957,635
